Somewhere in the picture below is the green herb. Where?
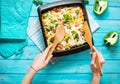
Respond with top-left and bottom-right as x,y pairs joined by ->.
55,24 -> 58,28
74,33 -> 79,40
64,36 -> 70,42
42,13 -> 48,17
46,25 -> 54,31
75,9 -> 79,15
104,31 -> 119,46
67,23 -> 71,29
71,30 -> 76,35
33,0 -> 43,6
71,30 -> 79,40
62,14 -> 72,23
50,37 -> 55,43
83,0 -> 89,4
46,27 -> 51,31
51,19 -> 57,24
50,25 -> 54,29
65,46 -> 70,50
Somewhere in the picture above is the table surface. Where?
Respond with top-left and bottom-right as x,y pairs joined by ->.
0,0 -> 120,84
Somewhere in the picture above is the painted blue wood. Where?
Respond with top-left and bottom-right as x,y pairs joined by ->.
0,74 -> 120,84
0,60 -> 120,74
0,0 -> 120,84
95,20 -> 120,33
88,0 -> 120,7
30,4 -> 120,20
86,6 -> 120,20
93,33 -> 120,46
0,46 -> 120,60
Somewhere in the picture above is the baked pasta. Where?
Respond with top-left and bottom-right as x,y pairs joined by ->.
42,5 -> 86,51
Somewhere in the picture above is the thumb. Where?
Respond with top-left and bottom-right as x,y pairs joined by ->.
91,52 -> 97,67
45,55 -> 53,64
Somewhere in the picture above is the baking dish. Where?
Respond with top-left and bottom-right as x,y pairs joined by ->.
37,0 -> 93,57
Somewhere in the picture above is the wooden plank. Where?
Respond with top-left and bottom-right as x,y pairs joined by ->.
88,0 -> 120,7
0,45 -> 41,60
0,74 -> 120,84
93,33 -> 120,46
0,0 -> 120,84
0,45 -> 120,60
30,4 -> 120,20
86,6 -> 120,20
0,60 -> 120,74
0,46 -> 120,60
95,20 -> 120,33
32,0 -> 120,7
63,46 -> 120,60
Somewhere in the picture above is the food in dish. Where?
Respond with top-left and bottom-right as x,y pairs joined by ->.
42,5 -> 86,51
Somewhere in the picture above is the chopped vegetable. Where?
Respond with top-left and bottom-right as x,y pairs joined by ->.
53,29 -> 56,33
51,19 -> 57,24
42,5 -> 85,51
46,25 -> 54,31
74,33 -> 79,40
62,14 -> 72,23
71,30 -> 77,35
75,9 -> 79,15
33,0 -> 43,6
55,24 -> 58,27
83,0 -> 89,4
50,37 -> 55,43
104,31 -> 119,46
94,0 -> 108,15
64,36 -> 70,42
57,44 -> 64,50
54,8 -> 61,12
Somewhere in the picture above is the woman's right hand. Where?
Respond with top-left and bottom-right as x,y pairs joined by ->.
90,46 -> 105,77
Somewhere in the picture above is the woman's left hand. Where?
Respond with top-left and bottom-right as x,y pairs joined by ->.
31,44 -> 53,72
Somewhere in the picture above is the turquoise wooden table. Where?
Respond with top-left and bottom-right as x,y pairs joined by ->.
0,0 -> 120,84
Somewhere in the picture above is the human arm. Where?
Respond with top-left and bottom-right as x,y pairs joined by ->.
91,46 -> 105,84
22,44 -> 53,84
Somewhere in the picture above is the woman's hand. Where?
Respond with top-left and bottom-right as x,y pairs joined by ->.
91,46 -> 105,76
22,45 -> 53,84
91,46 -> 105,84
31,44 -> 53,72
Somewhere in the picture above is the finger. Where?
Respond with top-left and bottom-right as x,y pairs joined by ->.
35,52 -> 42,57
91,52 -> 97,59
92,46 -> 99,55
42,44 -> 53,58
99,53 -> 105,67
45,55 -> 53,64
92,47 -> 104,66
91,60 -> 96,69
96,52 -> 105,67
91,62 -> 97,70
92,46 -> 96,52
91,52 -> 96,65
34,53 -> 42,60
90,52 -> 92,58
92,46 -> 99,54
